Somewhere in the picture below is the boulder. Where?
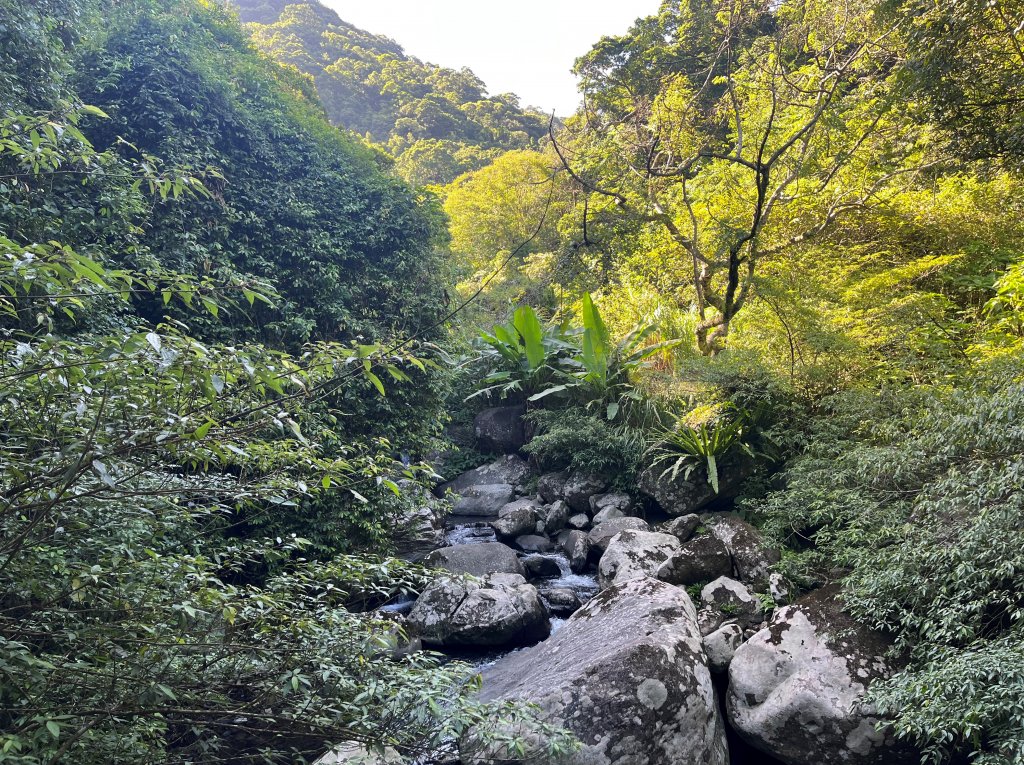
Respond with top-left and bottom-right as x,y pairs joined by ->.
423,543 -> 525,578
559,529 -> 590,574
474,405 -> 527,454
542,500 -> 570,535
465,576 -> 729,765
447,483 -> 515,518
727,585 -> 911,765
701,576 -> 764,627
587,516 -> 650,552
591,504 -> 626,524
769,572 -> 791,605
316,742 -> 402,764
407,573 -> 549,648
589,491 -> 634,518
515,534 -> 553,553
656,534 -> 732,586
498,498 -> 540,517
523,554 -> 561,579
638,454 -> 751,516
705,514 -> 781,589
536,471 -> 568,504
567,513 -> 590,530
563,472 -> 608,514
436,455 -> 533,500
598,529 -> 682,589
703,621 -> 744,673
539,586 -> 581,616
490,506 -> 538,540
392,482 -> 447,555
658,513 -> 701,543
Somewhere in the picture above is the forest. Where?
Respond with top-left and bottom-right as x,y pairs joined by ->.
0,0 -> 1021,764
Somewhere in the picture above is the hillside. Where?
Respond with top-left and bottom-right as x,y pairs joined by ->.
233,0 -> 549,184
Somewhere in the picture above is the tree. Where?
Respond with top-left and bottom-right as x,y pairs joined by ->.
557,0 -> 905,355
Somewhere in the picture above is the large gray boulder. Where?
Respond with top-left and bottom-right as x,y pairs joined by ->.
543,500 -> 570,535
446,484 -> 515,518
490,506 -> 538,540
701,576 -> 764,628
407,573 -> 549,648
598,529 -> 681,589
638,454 -> 751,516
423,543 -> 525,578
727,585 -> 912,765
437,455 -> 534,501
465,576 -> 729,765
587,517 -> 650,553
705,514 -> 781,589
537,471 -> 568,504
474,405 -> 527,454
589,491 -> 634,519
559,529 -> 590,573
658,513 -> 700,543
656,534 -> 732,586
563,472 -> 608,514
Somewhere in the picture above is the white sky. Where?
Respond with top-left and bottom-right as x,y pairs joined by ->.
321,1 -> 663,115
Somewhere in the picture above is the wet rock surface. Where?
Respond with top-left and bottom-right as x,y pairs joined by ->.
423,542 -> 525,578
597,529 -> 681,589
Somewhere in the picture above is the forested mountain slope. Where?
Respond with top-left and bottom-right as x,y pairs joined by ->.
233,0 -> 549,184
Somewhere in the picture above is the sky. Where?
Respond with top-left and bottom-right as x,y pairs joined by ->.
322,1 -> 663,115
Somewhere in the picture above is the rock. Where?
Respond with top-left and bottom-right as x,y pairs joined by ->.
539,586 -> 581,616
727,585 -> 911,765
589,491 -> 634,518
567,512 -> 590,530
465,577 -> 729,765
591,504 -> 626,524
638,454 -> 751,516
703,622 -> 744,673
523,554 -> 561,579
536,471 -> 568,504
436,455 -> 533,500
598,529 -> 682,589
705,514 -> 781,589
446,483 -> 515,518
542,500 -> 570,534
658,513 -> 701,543
498,498 -> 539,517
559,529 -> 590,573
392,480 -> 447,555
587,516 -> 650,552
407,573 -> 549,647
490,506 -> 538,540
423,543 -> 525,578
656,534 -> 732,585
562,471 -> 608,514
769,572 -> 790,605
701,576 -> 764,627
514,534 -> 553,553
316,742 -> 402,764
474,405 -> 527,454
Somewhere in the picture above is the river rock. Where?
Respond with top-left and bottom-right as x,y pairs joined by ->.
598,529 -> 682,589
437,455 -> 533,500
392,480 -> 447,555
587,516 -> 650,552
701,576 -> 764,627
656,534 -> 732,585
539,586 -> 581,616
407,573 -> 549,648
523,554 -> 561,579
490,506 -> 537,540
703,621 -> 744,673
727,585 -> 911,765
563,471 -> 608,513
589,491 -> 633,518
316,742 -> 402,764
659,513 -> 701,542
464,576 -> 729,765
423,542 -> 525,578
498,498 -> 539,517
567,512 -> 590,530
638,454 -> 751,516
537,471 -> 568,503
705,514 -> 781,589
515,534 -> 553,553
447,484 -> 514,517
558,529 -> 590,573
474,405 -> 527,454
543,500 -> 570,534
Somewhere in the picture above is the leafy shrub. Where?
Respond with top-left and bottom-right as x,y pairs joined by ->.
523,408 -> 647,482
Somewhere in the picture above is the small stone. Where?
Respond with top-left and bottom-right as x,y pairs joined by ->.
567,513 -> 591,530
659,513 -> 701,542
544,500 -> 570,534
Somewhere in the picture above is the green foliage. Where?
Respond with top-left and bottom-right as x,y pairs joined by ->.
649,404 -> 751,494
752,362 -> 1024,761
523,408 -> 647,481
237,0 -> 549,184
